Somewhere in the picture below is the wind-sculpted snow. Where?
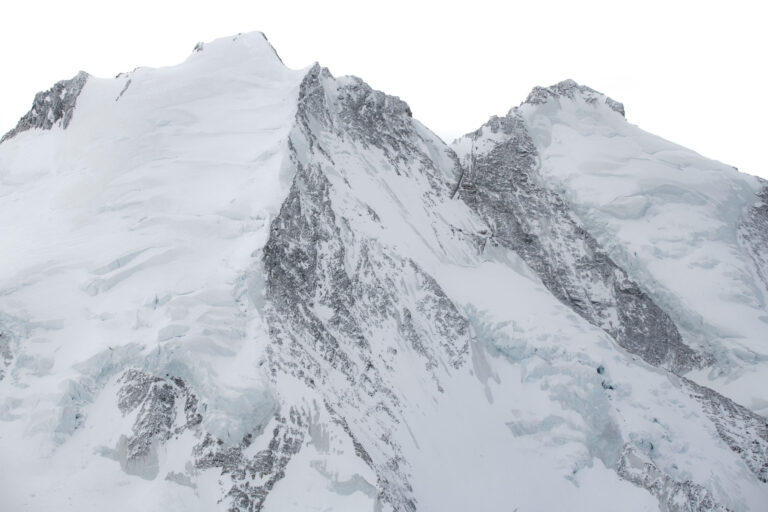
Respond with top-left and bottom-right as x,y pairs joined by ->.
1,71 -> 89,143
452,110 -> 701,373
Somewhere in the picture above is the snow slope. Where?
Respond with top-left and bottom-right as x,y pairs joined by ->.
1,34 -> 766,512
0,32 -> 306,509
514,83 -> 768,415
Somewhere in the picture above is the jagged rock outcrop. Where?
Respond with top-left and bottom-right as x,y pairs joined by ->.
684,378 -> 768,483
524,78 -> 626,117
0,313 -> 26,381
115,369 -> 203,478
194,409 -> 305,512
453,109 -> 701,373
0,331 -> 10,381
116,368 -> 306,511
261,64 -> 472,511
1,71 -> 89,142
617,444 -> 731,512
0,326 -> 13,381
738,184 -> 768,291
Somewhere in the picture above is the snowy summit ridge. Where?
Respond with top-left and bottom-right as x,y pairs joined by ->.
522,78 -> 626,117
186,31 -> 287,65
1,31 -> 767,512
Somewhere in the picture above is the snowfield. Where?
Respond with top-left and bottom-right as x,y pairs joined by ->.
0,32 -> 766,512
517,93 -> 767,414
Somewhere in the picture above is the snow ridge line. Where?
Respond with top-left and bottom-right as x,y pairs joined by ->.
260,63 -> 474,511
450,90 -> 768,504
452,109 -> 701,373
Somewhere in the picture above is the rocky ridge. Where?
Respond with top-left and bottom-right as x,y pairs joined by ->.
452,109 -> 702,373
1,71 -> 89,143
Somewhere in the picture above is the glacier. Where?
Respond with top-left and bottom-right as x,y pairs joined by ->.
0,32 -> 766,512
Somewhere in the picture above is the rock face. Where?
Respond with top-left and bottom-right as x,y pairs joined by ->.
617,444 -> 731,512
0,314 -> 25,381
115,369 -> 203,478
1,71 -> 89,142
684,378 -> 768,483
738,184 -> 768,291
194,409 -> 305,512
114,367 -> 305,510
524,78 -> 626,117
0,332 -> 10,381
452,109 -> 701,373
1,33 -> 768,512
261,64 -> 471,511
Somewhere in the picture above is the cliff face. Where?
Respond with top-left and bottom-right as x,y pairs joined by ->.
452,110 -> 701,374
1,71 -> 89,143
1,32 -> 767,512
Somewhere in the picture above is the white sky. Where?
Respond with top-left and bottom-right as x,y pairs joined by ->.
1,0 -> 765,177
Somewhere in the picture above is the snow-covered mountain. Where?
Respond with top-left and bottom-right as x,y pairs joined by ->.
1,32 -> 766,512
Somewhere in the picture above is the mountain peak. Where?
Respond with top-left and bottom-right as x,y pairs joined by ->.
186,31 -> 285,67
1,32 -> 290,144
522,79 -> 625,117
2,32 -> 767,512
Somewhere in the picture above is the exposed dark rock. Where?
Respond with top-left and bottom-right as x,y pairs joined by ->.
455,111 -> 701,372
116,368 -> 302,509
115,79 -> 132,101
738,184 -> 768,292
524,78 -> 625,117
617,444 -> 731,511
195,408 -> 305,512
0,331 -> 12,381
260,65 -> 471,512
0,313 -> 26,381
684,378 -> 768,483
336,76 -> 416,160
2,71 -> 89,143
117,369 -> 203,477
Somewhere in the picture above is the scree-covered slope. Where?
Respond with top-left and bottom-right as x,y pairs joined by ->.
1,32 -> 766,512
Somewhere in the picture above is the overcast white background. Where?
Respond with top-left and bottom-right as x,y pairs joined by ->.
1,0 -> 765,177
